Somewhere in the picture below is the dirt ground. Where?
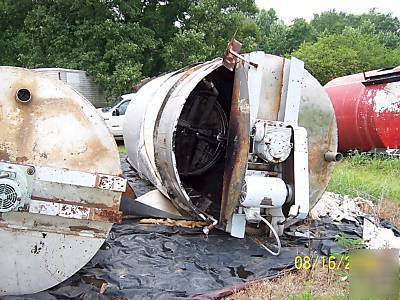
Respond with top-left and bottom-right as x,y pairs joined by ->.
378,199 -> 400,228
227,267 -> 349,299
227,200 -> 400,299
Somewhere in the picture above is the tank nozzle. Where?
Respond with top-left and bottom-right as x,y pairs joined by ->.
324,152 -> 343,162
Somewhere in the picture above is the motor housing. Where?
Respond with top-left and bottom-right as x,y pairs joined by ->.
0,163 -> 34,213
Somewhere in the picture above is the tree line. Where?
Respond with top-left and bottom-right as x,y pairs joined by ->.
1,0 -> 399,99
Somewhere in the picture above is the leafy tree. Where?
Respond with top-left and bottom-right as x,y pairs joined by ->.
0,0 -> 260,97
256,8 -> 288,55
1,1 -> 400,96
163,0 -> 260,69
0,0 -> 33,65
310,10 -> 358,35
293,28 -> 400,84
286,18 -> 316,53
2,0 -> 158,98
257,13 -> 316,56
162,29 -> 212,70
376,31 -> 400,49
256,8 -> 278,37
310,9 -> 400,49
259,23 -> 288,56
360,9 -> 400,36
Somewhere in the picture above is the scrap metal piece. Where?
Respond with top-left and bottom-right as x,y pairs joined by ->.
223,38 -> 242,71
121,190 -> 184,219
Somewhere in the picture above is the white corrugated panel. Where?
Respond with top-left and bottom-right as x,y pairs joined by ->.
34,68 -> 107,107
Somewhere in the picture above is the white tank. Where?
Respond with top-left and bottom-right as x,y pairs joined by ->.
123,51 -> 338,236
0,67 -> 126,295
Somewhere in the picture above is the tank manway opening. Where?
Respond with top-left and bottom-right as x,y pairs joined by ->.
175,67 -> 233,218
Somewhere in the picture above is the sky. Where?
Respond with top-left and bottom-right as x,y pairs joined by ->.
255,0 -> 400,24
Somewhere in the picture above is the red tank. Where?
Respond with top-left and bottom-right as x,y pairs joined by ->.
325,67 -> 400,152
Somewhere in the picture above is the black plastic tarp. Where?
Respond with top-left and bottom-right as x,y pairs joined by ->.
2,157 -> 398,300
3,216 -> 378,300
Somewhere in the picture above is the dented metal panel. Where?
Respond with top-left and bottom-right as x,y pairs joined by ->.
0,67 -> 123,295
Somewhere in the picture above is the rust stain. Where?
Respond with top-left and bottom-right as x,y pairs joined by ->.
220,63 -> 250,229
94,208 -> 122,224
0,149 -> 10,161
0,68 -> 119,176
15,156 -> 28,163
139,218 -> 207,228
11,78 -> 37,163
122,183 -> 136,200
223,38 -> 242,72
31,195 -> 122,223
31,195 -> 115,210
69,226 -> 103,233
273,60 -> 286,119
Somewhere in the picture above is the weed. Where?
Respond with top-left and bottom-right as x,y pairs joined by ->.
118,144 -> 126,154
335,233 -> 364,252
327,153 -> 400,203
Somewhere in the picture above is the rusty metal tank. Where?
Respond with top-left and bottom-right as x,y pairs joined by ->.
123,50 -> 338,237
0,67 -> 126,295
325,67 -> 400,152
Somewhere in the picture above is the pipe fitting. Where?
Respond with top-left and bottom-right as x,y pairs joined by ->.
324,151 -> 343,162
16,88 -> 32,103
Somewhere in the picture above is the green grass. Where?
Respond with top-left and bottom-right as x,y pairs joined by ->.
335,233 -> 364,252
327,153 -> 400,203
117,143 -> 126,154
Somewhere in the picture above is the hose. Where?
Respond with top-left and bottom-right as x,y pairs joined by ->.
0,173 -> 10,179
260,215 -> 282,256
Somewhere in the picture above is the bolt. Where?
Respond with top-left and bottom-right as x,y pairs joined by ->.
27,167 -> 35,175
